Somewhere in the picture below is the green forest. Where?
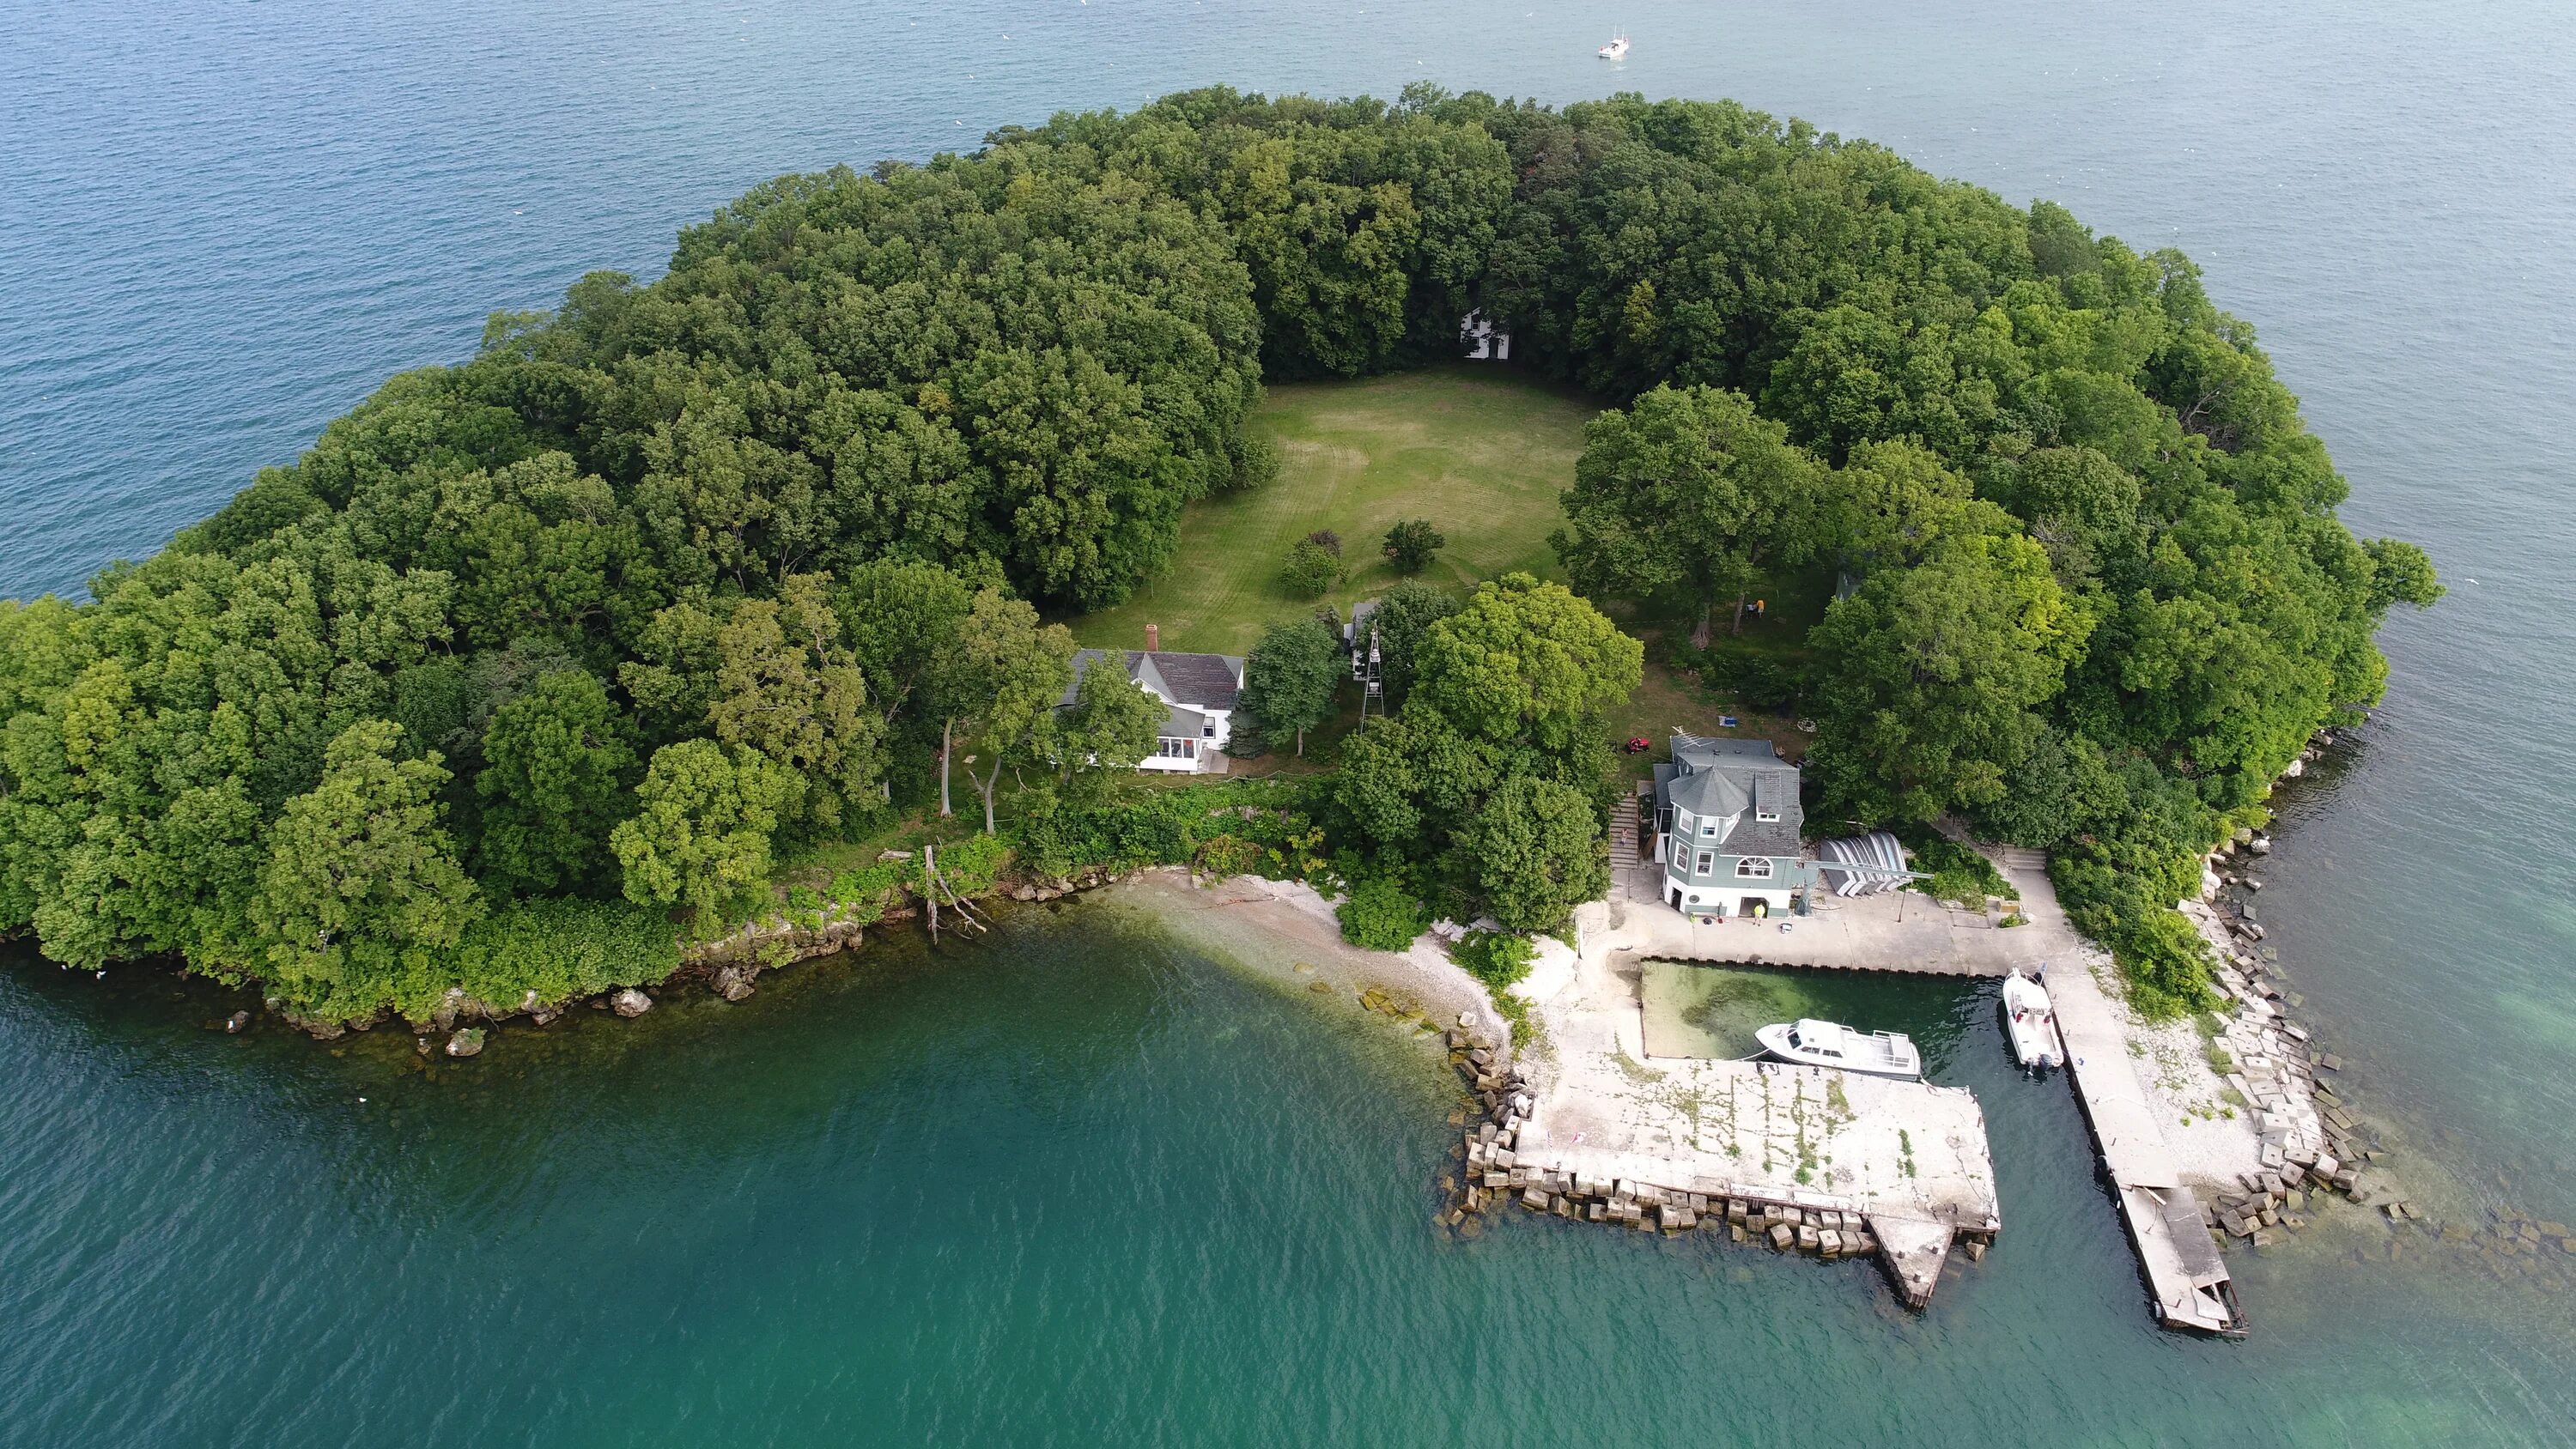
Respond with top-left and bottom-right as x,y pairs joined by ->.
0,86 -> 2435,1025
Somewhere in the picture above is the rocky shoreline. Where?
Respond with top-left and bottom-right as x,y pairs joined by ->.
255,858 -> 1159,1057
2178,731 -> 2576,1292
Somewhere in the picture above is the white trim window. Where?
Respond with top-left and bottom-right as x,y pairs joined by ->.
1735,857 -> 1774,879
1156,737 -> 1196,760
1695,851 -> 1715,876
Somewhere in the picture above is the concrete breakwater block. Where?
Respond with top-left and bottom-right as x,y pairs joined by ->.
1869,1216 -> 1956,1308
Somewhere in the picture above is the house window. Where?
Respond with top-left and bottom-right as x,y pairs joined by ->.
1156,737 -> 1195,759
1756,808 -> 1781,822
1735,858 -> 1773,879
1203,723 -> 1217,737
1695,851 -> 1714,875
1701,822 -> 1718,838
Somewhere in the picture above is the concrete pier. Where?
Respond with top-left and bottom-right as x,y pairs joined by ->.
1993,851 -> 2245,1336
1513,1052 -> 1999,1306
1522,892 -> 2002,1308
1561,801 -> 2244,1333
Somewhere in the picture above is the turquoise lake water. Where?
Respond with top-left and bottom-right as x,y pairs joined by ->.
3,0 -> 2573,1442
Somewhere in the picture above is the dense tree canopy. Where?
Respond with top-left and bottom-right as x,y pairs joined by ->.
0,84 -> 2432,1022
1332,575 -> 1637,930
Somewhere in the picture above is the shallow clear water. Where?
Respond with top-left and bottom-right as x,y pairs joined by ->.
4,0 -> 2574,1442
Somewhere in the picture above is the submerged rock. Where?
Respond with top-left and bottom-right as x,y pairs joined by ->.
445,1028 -> 485,1058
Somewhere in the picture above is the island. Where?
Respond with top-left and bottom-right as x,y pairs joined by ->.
0,87 -> 2439,1325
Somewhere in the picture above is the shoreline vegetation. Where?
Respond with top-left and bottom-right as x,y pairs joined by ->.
1,87 -> 2436,1070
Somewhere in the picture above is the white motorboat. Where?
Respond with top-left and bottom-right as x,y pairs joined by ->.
1754,1018 -> 1923,1080
2001,968 -> 2065,1072
1597,33 -> 1629,59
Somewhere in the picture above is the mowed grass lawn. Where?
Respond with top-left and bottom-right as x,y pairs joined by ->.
1072,366 -> 1597,657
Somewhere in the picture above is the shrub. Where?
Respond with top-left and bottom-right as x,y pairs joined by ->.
1194,834 -> 1266,878
825,858 -> 912,925
1229,432 -> 1280,491
444,898 -> 681,1015
2053,851 -> 2217,1017
1451,931 -> 1534,992
1280,538 -> 1341,597
1336,873 -> 1428,951
929,833 -> 1012,900
1303,529 -> 1342,557
1382,518 -> 1446,573
1690,645 -> 1806,712
1903,835 -> 2017,904
1011,778 -> 1322,880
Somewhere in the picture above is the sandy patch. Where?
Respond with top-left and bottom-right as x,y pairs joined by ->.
1107,869 -> 1508,1045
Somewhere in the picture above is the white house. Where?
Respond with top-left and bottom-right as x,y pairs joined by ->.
1460,308 -> 1511,361
1063,627 -> 1242,774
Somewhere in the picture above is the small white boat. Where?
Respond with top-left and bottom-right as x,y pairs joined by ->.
2001,968 -> 2065,1072
1754,1018 -> 1923,1080
1597,33 -> 1629,59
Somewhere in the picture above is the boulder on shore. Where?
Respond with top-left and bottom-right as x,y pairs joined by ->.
445,1028 -> 485,1058
610,988 -> 653,1018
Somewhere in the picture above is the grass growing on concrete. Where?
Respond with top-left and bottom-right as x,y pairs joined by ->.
1072,366 -> 1595,656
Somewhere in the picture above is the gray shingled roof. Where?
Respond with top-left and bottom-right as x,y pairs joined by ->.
1656,733 -> 1805,857
1670,767 -> 1749,819
1064,649 -> 1244,712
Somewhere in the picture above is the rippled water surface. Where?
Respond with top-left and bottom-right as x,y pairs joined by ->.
3,0 -> 2573,1443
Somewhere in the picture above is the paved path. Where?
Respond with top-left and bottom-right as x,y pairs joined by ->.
1602,882 -> 2053,976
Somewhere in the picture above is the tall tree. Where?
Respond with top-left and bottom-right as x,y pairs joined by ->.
705,573 -> 883,834
1554,385 -> 1829,643
930,590 -> 1075,833
1413,573 -> 1642,756
1362,578 -> 1461,700
1049,658 -> 1166,791
1804,532 -> 2093,824
1239,616 -> 1343,756
475,669 -> 636,897
610,739 -> 804,928
1453,773 -> 1608,932
250,719 -> 483,1016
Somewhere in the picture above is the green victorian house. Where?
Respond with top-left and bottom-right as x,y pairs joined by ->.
1651,734 -> 1814,919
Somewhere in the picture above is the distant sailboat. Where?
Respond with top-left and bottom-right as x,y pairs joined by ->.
1597,33 -> 1630,59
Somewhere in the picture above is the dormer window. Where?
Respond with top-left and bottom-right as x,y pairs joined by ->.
1755,807 -> 1781,822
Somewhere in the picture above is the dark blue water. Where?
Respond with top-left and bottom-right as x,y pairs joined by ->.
5,0 -> 2573,1442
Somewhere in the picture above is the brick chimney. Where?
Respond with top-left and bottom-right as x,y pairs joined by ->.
1146,622 -> 1160,653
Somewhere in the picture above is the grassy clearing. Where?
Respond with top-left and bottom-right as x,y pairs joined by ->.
1067,365 -> 1834,786
1072,365 -> 1595,656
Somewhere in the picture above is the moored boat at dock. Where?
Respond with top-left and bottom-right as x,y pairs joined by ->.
1754,1018 -> 1923,1080
2001,967 -> 2065,1072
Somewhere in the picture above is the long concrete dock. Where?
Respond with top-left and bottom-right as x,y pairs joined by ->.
1992,850 -> 2245,1336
